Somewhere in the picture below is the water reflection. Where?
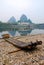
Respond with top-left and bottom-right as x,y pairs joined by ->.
8,30 -> 32,36
18,30 -> 32,36
9,31 -> 21,36
0,29 -> 44,38
9,31 -> 16,36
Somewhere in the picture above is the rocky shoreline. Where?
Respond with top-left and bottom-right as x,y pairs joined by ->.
0,34 -> 44,65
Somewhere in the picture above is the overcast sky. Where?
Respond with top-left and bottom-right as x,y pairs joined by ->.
0,0 -> 44,23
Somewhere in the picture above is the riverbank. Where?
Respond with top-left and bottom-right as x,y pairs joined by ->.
0,34 -> 44,65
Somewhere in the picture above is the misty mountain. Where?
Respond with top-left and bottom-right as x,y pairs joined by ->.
20,14 -> 27,22
27,19 -> 32,23
18,14 -> 32,24
8,16 -> 16,23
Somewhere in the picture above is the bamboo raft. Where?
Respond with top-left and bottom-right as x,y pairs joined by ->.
2,34 -> 42,49
5,38 -> 42,49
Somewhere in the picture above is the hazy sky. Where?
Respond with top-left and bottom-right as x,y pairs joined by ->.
0,0 -> 44,23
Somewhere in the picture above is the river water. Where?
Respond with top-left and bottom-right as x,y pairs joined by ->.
0,29 -> 44,38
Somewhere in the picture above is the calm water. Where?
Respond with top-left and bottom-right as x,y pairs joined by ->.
0,29 -> 44,38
